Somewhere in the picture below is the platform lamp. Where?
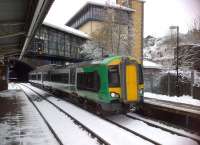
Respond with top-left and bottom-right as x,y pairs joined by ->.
169,26 -> 179,97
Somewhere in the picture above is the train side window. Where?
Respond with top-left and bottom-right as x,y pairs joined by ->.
108,66 -> 120,87
33,75 -> 36,80
77,71 -> 100,92
31,74 -> 36,80
70,68 -> 76,84
29,74 -> 31,80
51,73 -> 69,83
61,73 -> 69,83
38,74 -> 41,80
43,74 -> 48,81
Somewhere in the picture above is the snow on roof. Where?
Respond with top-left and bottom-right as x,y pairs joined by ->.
143,60 -> 162,69
43,21 -> 89,39
66,1 -> 134,25
87,1 -> 134,12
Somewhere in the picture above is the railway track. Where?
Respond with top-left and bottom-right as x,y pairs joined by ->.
21,84 -> 159,145
18,85 -> 64,145
104,117 -> 161,145
19,84 -> 110,145
20,83 -> 199,145
107,114 -> 200,145
126,113 -> 200,144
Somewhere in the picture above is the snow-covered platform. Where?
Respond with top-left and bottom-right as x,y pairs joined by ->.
0,84 -> 59,145
143,93 -> 200,133
144,93 -> 200,118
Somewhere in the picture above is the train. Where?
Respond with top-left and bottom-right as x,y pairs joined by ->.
29,56 -> 144,114
0,64 -> 8,91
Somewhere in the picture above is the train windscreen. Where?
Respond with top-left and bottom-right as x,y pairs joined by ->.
108,66 -> 120,87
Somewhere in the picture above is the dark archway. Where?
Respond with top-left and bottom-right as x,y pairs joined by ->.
9,60 -> 34,82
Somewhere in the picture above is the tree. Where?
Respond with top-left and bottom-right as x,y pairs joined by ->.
188,16 -> 200,44
81,1 -> 133,59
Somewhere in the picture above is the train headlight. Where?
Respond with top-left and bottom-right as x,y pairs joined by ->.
139,89 -> 143,95
110,92 -> 120,98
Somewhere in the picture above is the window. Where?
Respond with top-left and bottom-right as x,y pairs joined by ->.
138,64 -> 144,84
108,66 -> 120,87
48,29 -> 57,55
70,68 -> 76,84
30,74 -> 36,80
38,74 -> 41,80
77,71 -> 100,92
57,32 -> 65,56
51,73 -> 69,83
43,74 -> 48,81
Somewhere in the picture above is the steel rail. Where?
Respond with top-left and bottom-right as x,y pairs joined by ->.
126,114 -> 200,145
20,84 -> 111,145
24,83 -> 200,145
104,117 -> 161,145
18,85 -> 64,145
24,83 -> 161,145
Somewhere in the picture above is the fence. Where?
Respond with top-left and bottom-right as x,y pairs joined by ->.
144,69 -> 200,100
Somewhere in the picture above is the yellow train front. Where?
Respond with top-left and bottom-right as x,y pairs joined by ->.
107,56 -> 144,113
29,56 -> 144,114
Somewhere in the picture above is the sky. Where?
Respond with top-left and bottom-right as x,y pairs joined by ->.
45,0 -> 200,37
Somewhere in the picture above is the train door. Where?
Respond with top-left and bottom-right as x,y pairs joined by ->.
125,64 -> 138,102
120,58 -> 139,103
0,65 -> 8,91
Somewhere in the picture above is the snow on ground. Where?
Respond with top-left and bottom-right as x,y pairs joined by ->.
20,85 -> 99,145
0,87 -> 59,145
26,84 -> 199,145
8,82 -> 21,90
143,60 -> 162,69
26,84 -> 153,145
108,115 -> 198,145
127,113 -> 200,142
145,92 -> 200,107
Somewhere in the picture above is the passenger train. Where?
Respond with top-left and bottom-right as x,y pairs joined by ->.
29,56 -> 144,114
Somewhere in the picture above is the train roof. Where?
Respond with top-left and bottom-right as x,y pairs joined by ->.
29,56 -> 139,73
30,64 -> 63,73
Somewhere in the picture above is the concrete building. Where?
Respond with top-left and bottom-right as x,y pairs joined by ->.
66,1 -> 133,35
66,0 -> 144,63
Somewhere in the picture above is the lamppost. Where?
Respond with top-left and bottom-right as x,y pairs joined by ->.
169,26 -> 179,97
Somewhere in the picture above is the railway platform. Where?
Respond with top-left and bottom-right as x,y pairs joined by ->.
144,97 -> 200,118
0,84 -> 59,145
142,97 -> 200,133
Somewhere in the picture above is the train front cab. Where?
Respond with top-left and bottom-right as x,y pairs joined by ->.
108,57 -> 143,112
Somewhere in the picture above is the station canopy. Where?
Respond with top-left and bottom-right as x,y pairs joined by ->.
0,0 -> 54,59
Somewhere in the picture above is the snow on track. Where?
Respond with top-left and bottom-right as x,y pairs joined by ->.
20,85 -> 99,145
24,83 -> 199,145
108,115 -> 198,145
127,113 -> 200,142
0,87 -> 59,145
24,84 -> 153,145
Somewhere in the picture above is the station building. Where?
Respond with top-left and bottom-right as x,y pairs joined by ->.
23,22 -> 89,67
9,23 -> 89,82
65,0 -> 144,63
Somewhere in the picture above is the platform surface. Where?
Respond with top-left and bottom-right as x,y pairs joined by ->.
144,97 -> 200,118
0,85 -> 59,145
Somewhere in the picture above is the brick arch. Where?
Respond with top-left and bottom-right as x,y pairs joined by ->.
9,59 -> 34,82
